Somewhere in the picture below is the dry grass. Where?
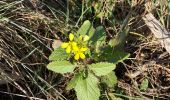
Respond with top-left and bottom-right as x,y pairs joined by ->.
0,0 -> 67,99
1,0 -> 170,99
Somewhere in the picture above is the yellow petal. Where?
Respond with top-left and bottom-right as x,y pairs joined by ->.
61,42 -> 69,48
74,53 -> 80,60
80,47 -> 87,51
80,53 -> 85,59
71,42 -> 77,47
83,35 -> 89,41
69,33 -> 74,41
73,45 -> 79,52
66,46 -> 71,53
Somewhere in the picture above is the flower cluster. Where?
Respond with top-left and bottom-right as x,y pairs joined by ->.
61,33 -> 89,60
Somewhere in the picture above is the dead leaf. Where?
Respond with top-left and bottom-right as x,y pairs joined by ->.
52,39 -> 62,49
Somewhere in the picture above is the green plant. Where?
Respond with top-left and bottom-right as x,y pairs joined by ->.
47,20 -> 129,100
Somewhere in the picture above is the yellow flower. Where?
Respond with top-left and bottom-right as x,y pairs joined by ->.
61,33 -> 77,53
61,33 -> 89,60
69,33 -> 74,41
74,47 -> 87,60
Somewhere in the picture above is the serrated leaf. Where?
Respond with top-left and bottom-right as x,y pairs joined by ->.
66,73 -> 81,90
77,20 -> 95,38
47,61 -> 75,74
49,47 -> 68,61
89,62 -> 116,76
140,78 -> 149,91
101,72 -> 117,88
75,72 -> 100,100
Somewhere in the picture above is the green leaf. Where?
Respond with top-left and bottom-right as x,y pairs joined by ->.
107,50 -> 130,63
66,73 -> 81,90
101,72 -> 117,88
140,78 -> 149,91
89,62 -> 116,76
77,20 -> 95,38
89,26 -> 106,53
109,28 -> 129,49
98,28 -> 130,63
47,61 -> 75,74
49,47 -> 68,61
90,26 -> 106,44
75,72 -> 100,100
100,46 -> 130,63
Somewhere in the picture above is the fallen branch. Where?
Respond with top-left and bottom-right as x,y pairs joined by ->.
142,13 -> 170,54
